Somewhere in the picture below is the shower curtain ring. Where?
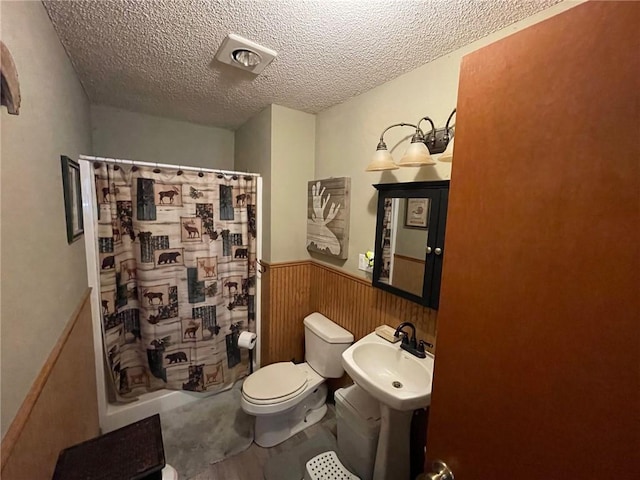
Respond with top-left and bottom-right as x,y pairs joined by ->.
257,259 -> 267,274
177,165 -> 183,176
153,163 -> 161,174
198,168 -> 204,178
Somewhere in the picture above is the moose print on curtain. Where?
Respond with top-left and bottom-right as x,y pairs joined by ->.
95,163 -> 257,400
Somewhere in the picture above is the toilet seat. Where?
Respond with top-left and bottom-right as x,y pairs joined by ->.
242,362 -> 308,405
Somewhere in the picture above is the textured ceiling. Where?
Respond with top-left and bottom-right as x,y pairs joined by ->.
43,0 -> 561,129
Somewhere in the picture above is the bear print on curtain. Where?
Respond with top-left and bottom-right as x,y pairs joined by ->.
95,163 -> 257,400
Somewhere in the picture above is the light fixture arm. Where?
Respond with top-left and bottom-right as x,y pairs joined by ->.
377,122 -> 419,150
415,116 -> 436,146
444,108 -> 457,141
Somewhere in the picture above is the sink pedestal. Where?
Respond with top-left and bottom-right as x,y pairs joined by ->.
373,404 -> 413,480
341,332 -> 434,479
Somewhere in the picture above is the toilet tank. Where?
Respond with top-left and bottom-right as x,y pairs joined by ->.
304,312 -> 354,378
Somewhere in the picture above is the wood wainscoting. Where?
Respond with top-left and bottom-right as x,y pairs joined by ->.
1,288 -> 99,480
260,260 -> 437,367
392,254 -> 426,298
260,261 -> 314,365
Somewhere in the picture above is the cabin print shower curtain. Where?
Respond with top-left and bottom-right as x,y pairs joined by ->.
95,163 -> 257,400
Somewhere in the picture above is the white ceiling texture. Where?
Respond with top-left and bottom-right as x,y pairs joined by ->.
43,0 -> 561,129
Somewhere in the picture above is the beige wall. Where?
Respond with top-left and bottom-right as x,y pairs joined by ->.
234,105 -> 315,263
91,105 -> 234,169
234,106 -> 272,260
1,290 -> 99,480
270,105 -> 315,262
314,1 -> 581,276
0,1 -> 93,437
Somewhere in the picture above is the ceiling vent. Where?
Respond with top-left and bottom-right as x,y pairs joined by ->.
214,34 -> 277,75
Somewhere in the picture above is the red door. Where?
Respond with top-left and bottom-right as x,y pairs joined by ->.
426,2 -> 639,478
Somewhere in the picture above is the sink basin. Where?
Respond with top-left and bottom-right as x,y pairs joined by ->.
342,332 -> 434,411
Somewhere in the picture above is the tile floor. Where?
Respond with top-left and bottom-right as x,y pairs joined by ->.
188,404 -> 337,480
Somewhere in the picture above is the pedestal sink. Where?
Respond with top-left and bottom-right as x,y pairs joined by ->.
342,332 -> 434,480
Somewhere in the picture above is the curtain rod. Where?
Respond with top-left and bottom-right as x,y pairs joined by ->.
78,155 -> 261,178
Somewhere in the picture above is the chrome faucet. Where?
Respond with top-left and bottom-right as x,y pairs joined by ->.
394,322 -> 432,358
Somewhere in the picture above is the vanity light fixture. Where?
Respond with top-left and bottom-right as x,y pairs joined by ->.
438,109 -> 456,163
214,34 -> 277,75
365,109 -> 457,171
438,138 -> 454,163
398,117 -> 438,167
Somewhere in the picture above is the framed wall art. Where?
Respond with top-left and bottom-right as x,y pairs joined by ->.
306,177 -> 351,259
61,155 -> 84,243
404,197 -> 430,229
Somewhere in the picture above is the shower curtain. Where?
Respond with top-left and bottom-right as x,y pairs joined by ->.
94,162 -> 257,399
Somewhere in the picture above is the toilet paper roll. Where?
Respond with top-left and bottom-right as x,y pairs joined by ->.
238,331 -> 257,350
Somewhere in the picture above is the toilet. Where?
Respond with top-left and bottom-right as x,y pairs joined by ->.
241,312 -> 354,447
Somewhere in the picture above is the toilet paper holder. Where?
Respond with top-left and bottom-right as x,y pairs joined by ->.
238,331 -> 257,350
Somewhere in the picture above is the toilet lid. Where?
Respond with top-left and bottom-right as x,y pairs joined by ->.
243,362 -> 307,401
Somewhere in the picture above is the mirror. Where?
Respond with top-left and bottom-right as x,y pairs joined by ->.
373,181 -> 449,309
379,197 -> 431,296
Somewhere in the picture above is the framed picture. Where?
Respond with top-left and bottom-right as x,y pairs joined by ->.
61,155 -> 84,243
404,198 -> 430,229
306,177 -> 351,259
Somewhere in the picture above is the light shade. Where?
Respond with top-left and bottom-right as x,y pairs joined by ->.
366,148 -> 398,171
398,141 -> 436,167
439,137 -> 454,162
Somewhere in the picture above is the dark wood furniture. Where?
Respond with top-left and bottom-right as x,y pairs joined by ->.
373,181 -> 449,309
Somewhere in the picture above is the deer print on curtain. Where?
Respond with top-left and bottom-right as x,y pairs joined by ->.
95,164 -> 257,400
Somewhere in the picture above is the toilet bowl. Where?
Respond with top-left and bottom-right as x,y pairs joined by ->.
241,312 -> 353,447
241,361 -> 328,447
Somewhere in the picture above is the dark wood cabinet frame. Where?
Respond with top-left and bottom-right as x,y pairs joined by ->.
372,181 -> 449,309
